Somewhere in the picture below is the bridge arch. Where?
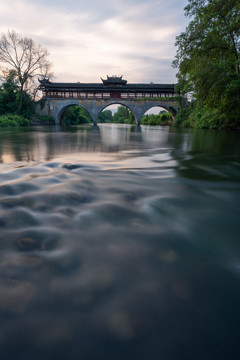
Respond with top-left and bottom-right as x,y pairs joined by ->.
55,100 -> 178,125
39,98 -> 180,125
56,101 -> 93,124
142,104 -> 177,122
96,101 -> 137,124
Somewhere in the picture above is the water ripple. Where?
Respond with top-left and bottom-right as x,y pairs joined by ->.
0,125 -> 240,359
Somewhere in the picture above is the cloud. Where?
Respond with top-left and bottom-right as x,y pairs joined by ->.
0,0 -> 189,83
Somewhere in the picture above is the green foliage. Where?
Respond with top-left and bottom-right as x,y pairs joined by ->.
98,110 -> 113,123
116,116 -> 125,124
123,112 -> 136,124
169,106 -> 177,116
173,107 -> 193,128
0,70 -> 35,117
97,106 -> 172,125
141,113 -> 172,125
113,106 -> 134,123
174,0 -> 240,129
0,70 -> 18,114
173,102 -> 240,129
62,106 -> 92,124
128,112 -> 136,124
17,91 -> 35,117
0,114 -> 30,127
190,107 -> 223,129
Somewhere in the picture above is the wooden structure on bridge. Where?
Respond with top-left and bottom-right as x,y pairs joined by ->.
38,76 -> 176,100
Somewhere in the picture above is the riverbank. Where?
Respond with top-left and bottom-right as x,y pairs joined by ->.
1,111 -> 240,130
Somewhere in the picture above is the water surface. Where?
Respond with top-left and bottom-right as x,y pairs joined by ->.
0,124 -> 240,360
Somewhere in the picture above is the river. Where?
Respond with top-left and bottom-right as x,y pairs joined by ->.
0,124 -> 240,360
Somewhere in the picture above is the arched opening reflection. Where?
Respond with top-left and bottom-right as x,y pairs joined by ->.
141,106 -> 173,125
59,105 -> 93,125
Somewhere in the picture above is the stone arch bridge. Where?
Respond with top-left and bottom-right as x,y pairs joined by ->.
38,98 -> 181,125
37,76 -> 184,125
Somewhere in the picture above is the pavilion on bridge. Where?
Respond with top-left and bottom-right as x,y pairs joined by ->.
38,76 -> 177,100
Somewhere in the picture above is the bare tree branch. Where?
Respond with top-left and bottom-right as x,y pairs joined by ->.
0,29 -> 52,113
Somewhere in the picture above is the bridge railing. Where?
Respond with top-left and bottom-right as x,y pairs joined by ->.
43,92 -> 179,101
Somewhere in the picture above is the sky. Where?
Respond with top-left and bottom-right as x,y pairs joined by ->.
0,0 -> 189,84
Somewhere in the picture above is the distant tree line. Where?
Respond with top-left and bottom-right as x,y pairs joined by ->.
62,105 -> 172,125
141,112 -> 172,125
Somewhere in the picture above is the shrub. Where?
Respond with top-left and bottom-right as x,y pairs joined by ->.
0,114 -> 30,127
141,113 -> 172,125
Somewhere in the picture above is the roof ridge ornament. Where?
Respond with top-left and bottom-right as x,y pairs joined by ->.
101,75 -> 127,86
38,77 -> 51,85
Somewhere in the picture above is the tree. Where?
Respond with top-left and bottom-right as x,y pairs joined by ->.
0,70 -> 19,114
0,69 -> 35,117
62,106 -> 92,124
0,30 -> 52,113
98,110 -> 113,123
173,0 -> 240,128
113,106 -> 132,123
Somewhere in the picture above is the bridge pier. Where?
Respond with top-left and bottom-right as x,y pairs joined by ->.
132,106 -> 147,126
135,115 -> 143,126
91,110 -> 98,125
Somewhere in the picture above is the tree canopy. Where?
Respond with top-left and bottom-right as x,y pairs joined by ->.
0,30 -> 52,114
61,106 -> 92,124
98,110 -> 113,123
113,106 -> 135,124
173,0 -> 240,129
0,69 -> 35,118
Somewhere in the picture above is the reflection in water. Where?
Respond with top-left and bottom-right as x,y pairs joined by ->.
0,124 -> 240,360
0,124 -> 150,164
1,125 -> 239,166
